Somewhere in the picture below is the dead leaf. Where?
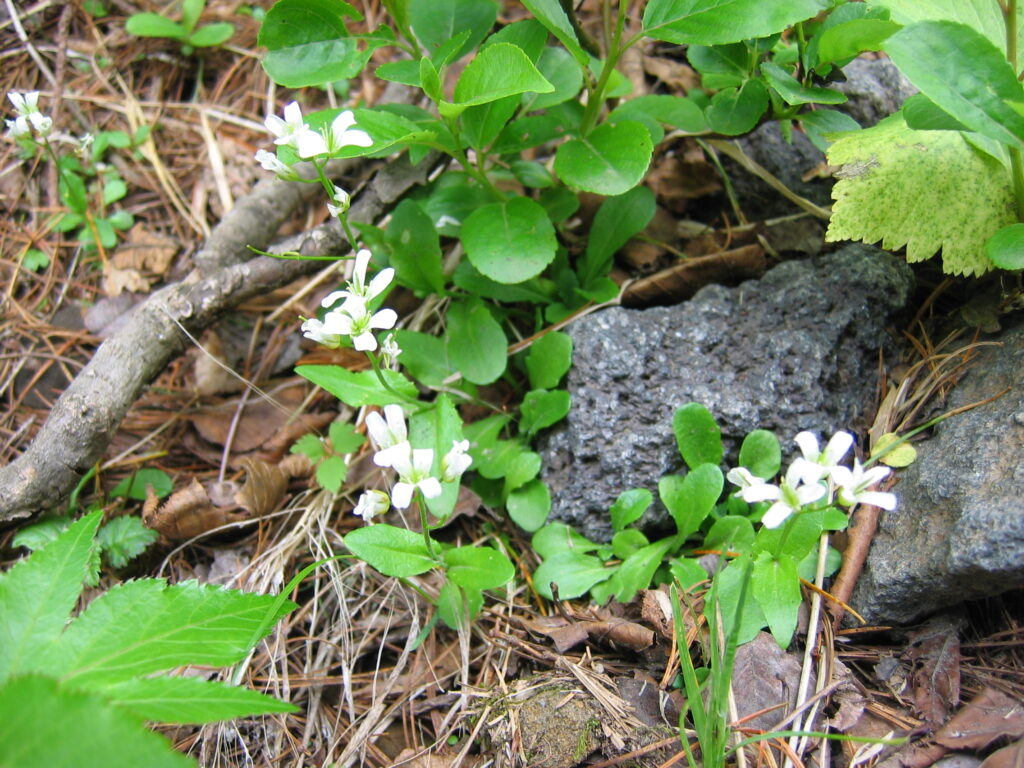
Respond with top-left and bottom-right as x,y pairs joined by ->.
103,262 -> 151,296
113,223 -> 179,276
639,588 -> 676,641
645,149 -> 721,215
143,478 -> 252,540
935,687 -> 1024,751
906,616 -> 962,727
586,618 -> 654,652
189,384 -> 311,455
622,244 -> 766,307
194,331 -> 242,397
642,54 -> 700,92
731,631 -> 806,732
235,457 -> 289,517
980,739 -> 1024,768
617,672 -> 679,727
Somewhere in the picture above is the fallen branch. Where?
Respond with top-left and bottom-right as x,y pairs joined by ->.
0,154 -> 439,522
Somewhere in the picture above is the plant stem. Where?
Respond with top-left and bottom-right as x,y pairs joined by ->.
579,0 -> 628,136
416,489 -> 438,560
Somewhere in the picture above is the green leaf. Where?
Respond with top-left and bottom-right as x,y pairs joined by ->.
507,479 -> 551,532
125,13 -> 186,39
409,394 -> 464,520
105,676 -> 297,724
611,529 -> 649,560
451,43 -> 554,109
613,539 -> 674,602
182,0 -> 204,33
12,517 -> 70,552
22,248 -> 50,272
315,455 -> 348,493
884,21 -> 1024,148
492,113 -> 574,154
444,546 -> 515,590
291,433 -> 325,461
669,557 -> 708,590
520,389 -> 571,436
409,0 -> 496,60
510,159 -> 554,188
902,93 -> 971,132
386,199 -> 445,294
738,429 -> 781,479
0,512 -> 102,681
715,557 -> 766,646
296,365 -> 418,406
533,551 -> 612,600
705,79 -> 769,135
825,113 -> 1015,277
475,438 -> 525,479
59,171 -> 88,215
258,0 -> 375,87
461,96 -> 520,151
519,0 -> 590,66
525,331 -> 573,390
554,120 -> 653,195
110,468 -> 173,500
328,420 -> 365,454
752,551 -> 801,648
526,46 -> 583,110
985,223 -> 1024,270
503,450 -> 541,495
642,0 -> 829,46
46,580 -> 295,687
608,94 -> 707,141
610,489 -> 653,532
436,581 -> 484,629
673,403 -> 723,469
579,186 -> 656,286
97,516 -> 158,569
815,19 -> 900,66
531,522 -> 599,558
486,18 -> 548,61
0,675 -> 193,768
445,300 -> 507,385
687,43 -> 748,90
870,433 -> 919,468
102,178 -> 128,205
462,196 -> 557,283
344,524 -> 436,577
703,516 -> 755,554
760,61 -> 846,106
187,21 -> 235,47
392,330 -> 455,386
660,464 -> 724,540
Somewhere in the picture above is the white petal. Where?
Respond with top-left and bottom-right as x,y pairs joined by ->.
295,129 -> 328,158
794,431 -> 820,461
369,308 -> 397,331
796,483 -> 826,506
761,502 -> 794,529
383,404 -> 407,442
264,113 -> 287,139
740,484 -> 780,504
282,101 -> 303,127
321,290 -> 349,309
411,448 -> 435,475
857,491 -> 897,510
790,457 -> 826,486
331,110 -> 357,134
822,431 -> 854,466
417,476 -> 443,499
352,331 -> 378,351
8,92 -> 26,112
858,463 -> 891,487
365,411 -> 389,449
366,267 -> 394,299
391,482 -> 414,509
388,442 -> 414,477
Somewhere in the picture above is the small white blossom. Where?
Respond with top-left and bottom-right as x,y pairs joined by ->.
390,443 -> 443,509
353,489 -> 390,522
300,316 -> 345,348
365,405 -> 408,467
832,459 -> 897,510
265,101 -> 317,150
318,295 -> 397,352
326,185 -> 351,218
6,90 -> 51,138
322,249 -> 394,307
294,109 -> 373,159
254,148 -> 299,180
381,333 -> 402,364
757,463 -> 827,529
441,439 -> 472,483
791,430 -> 854,485
726,467 -> 778,503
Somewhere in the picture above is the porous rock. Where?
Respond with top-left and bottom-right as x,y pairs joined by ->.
852,318 -> 1024,624
539,245 -> 914,542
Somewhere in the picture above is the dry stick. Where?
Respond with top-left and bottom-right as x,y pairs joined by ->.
0,154 -> 439,521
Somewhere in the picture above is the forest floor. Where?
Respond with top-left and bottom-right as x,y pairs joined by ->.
1,2 -> 1022,768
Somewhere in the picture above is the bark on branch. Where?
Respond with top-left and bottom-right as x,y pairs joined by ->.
0,154 -> 438,522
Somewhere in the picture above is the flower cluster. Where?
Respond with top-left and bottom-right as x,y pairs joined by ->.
301,249 -> 400,353
727,430 -> 896,529
260,101 -> 372,164
5,91 -> 52,140
352,404 -> 472,521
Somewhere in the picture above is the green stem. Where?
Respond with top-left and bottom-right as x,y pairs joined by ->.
579,1 -> 628,136
442,115 -> 506,200
367,351 -> 419,405
416,489 -> 438,560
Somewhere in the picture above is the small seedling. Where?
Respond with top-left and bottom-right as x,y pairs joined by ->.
126,0 -> 235,54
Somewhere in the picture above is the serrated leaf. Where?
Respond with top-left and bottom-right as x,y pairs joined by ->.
11,517 -> 71,553
43,580 -> 295,687
445,300 -> 507,385
826,114 -> 1015,276
554,120 -> 653,195
344,524 -> 437,577
315,455 -> 348,493
105,676 -> 297,724
291,433 -> 325,460
0,675 -> 193,768
444,546 -> 515,590
462,196 -> 558,284
328,420 -> 365,454
296,365 -> 418,406
642,0 -> 829,46
97,516 -> 158,569
871,432 -> 918,467
525,331 -> 573,389
0,513 -> 102,681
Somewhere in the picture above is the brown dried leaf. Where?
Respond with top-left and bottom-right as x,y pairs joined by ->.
194,331 -> 242,397
731,631 -> 805,732
235,457 -> 289,517
642,54 -> 700,92
906,616 -> 962,727
645,150 -> 721,215
113,223 -> 179,275
935,687 -> 1024,751
189,385 -> 309,454
143,478 -> 251,540
639,588 -> 675,640
980,738 -> 1024,768
103,262 -> 151,296
586,619 -> 654,652
622,244 -> 766,307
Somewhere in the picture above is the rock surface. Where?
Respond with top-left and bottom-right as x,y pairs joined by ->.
852,319 -> 1024,624
540,244 -> 914,542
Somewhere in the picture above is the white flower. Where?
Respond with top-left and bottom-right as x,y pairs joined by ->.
381,333 -> 401,364
319,295 -> 397,352
265,101 -> 317,150
254,148 -> 298,180
390,443 -> 443,509
300,316 -> 345,348
791,430 -> 854,485
353,489 -> 390,522
295,109 -> 373,160
758,463 -> 827,529
726,466 -> 779,503
831,459 -> 897,510
322,249 -> 394,307
441,439 -> 472,483
365,405 -> 408,467
6,90 -> 51,138
326,185 -> 350,218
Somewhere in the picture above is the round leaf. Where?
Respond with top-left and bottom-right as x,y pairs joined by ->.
520,389 -> 571,436
673,402 -> 723,469
738,429 -> 781,479
533,550 -> 612,600
507,479 -> 551,532
525,331 -> 573,389
531,522 -> 598,559
985,223 -> 1024,270
462,196 -> 557,283
343,525 -> 436,577
445,300 -> 507,385
554,120 -> 653,195
609,488 -> 652,532
444,545 -> 515,590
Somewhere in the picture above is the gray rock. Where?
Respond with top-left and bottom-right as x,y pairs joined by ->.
833,57 -> 917,128
852,319 -> 1024,624
540,245 -> 914,542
